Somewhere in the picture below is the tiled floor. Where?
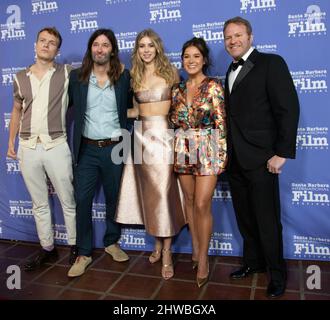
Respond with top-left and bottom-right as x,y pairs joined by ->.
0,239 -> 329,300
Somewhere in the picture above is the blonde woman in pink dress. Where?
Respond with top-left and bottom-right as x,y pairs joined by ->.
115,29 -> 186,280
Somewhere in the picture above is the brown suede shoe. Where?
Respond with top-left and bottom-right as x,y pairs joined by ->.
105,244 -> 129,262
67,256 -> 92,277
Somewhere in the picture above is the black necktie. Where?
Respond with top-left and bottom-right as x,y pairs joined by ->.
231,58 -> 245,71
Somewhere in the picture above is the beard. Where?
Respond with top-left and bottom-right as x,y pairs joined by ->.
92,52 -> 111,65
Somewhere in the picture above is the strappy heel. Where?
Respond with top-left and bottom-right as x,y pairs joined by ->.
149,249 -> 162,264
161,248 -> 174,280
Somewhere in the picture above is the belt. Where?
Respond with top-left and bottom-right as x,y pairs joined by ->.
82,136 -> 121,147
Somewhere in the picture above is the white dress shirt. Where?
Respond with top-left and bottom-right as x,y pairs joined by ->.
228,46 -> 254,94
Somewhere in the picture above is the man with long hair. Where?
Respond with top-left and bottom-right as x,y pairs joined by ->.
67,29 -> 133,277
7,27 -> 77,270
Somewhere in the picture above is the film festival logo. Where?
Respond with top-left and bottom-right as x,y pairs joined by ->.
255,43 -> 277,54
291,69 -> 327,93
149,0 -> 182,24
6,157 -> 20,174
1,5 -> 26,41
166,51 -> 182,70
291,182 -> 330,207
288,5 -> 326,37
70,11 -> 98,33
240,0 -> 276,13
4,112 -> 11,131
31,0 -> 58,15
92,203 -> 106,221
296,127 -> 328,150
106,0 -> 133,5
116,31 -> 137,52
54,224 -> 68,243
213,181 -> 232,202
9,200 -> 33,218
2,67 -> 24,86
293,235 -> 330,260
209,232 -> 233,255
120,228 -> 146,248
192,21 -> 224,44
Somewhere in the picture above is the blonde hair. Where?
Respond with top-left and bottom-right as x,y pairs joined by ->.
131,29 -> 176,91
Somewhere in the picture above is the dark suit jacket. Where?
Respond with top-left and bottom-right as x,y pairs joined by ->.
68,68 -> 133,165
225,49 -> 300,170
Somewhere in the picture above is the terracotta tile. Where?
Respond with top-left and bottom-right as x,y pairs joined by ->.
255,269 -> 300,291
20,264 -> 54,282
217,256 -> 243,265
255,272 -> 269,288
172,261 -> 197,281
110,275 -> 161,299
3,245 -> 39,260
71,270 -> 120,292
155,280 -> 200,300
0,257 -> 21,275
304,271 -> 330,294
0,241 -> 16,254
201,284 -> 251,300
0,278 -> 25,300
58,289 -> 102,300
91,254 -> 135,272
103,294 -> 132,300
47,246 -> 72,265
125,250 -> 144,257
14,283 -> 62,300
305,293 -> 330,300
302,260 -> 330,273
254,288 -> 300,300
211,264 -> 253,286
93,248 -> 105,255
2,240 -> 328,301
129,256 -> 162,277
34,265 -> 73,286
175,253 -> 193,261
286,259 -> 300,270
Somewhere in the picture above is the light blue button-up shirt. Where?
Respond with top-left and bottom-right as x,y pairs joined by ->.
83,72 -> 121,139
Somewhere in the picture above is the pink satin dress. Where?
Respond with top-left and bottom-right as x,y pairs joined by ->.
115,87 -> 186,237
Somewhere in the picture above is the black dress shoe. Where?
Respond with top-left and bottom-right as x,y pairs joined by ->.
69,245 -> 78,265
230,266 -> 267,279
24,247 -> 58,271
267,281 -> 286,298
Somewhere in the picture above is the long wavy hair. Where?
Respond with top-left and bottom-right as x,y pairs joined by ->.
131,29 -> 176,91
79,28 -> 121,84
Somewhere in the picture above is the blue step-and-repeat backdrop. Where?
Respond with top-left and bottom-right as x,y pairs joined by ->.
0,0 -> 329,261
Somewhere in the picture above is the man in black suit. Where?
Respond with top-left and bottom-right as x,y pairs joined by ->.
67,29 -> 133,277
223,17 -> 299,298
